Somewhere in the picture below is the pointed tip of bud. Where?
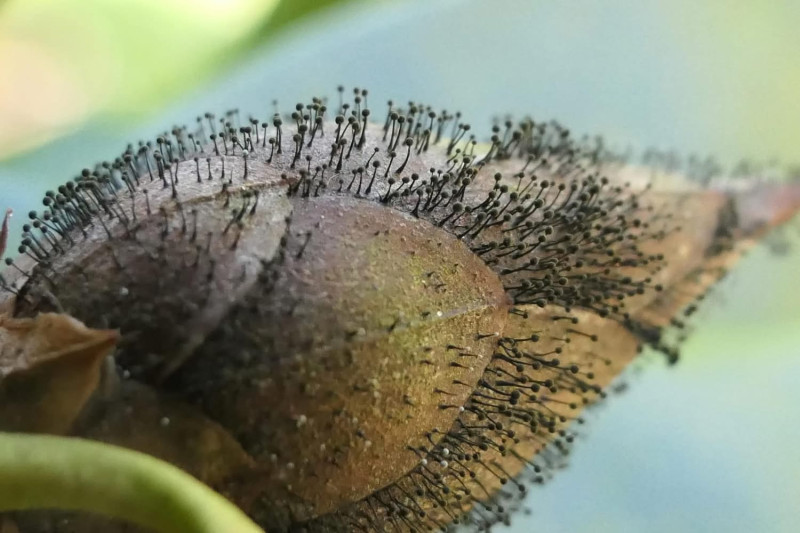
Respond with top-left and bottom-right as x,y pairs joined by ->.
735,181 -> 800,236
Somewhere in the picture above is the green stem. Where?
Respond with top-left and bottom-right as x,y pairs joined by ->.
0,432 -> 264,533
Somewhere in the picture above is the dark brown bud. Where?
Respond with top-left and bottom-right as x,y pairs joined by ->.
1,89 -> 798,533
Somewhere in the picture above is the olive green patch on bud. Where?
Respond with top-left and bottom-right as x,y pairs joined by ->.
167,196 -> 509,523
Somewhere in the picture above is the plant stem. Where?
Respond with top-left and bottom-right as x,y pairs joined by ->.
0,432 -> 264,533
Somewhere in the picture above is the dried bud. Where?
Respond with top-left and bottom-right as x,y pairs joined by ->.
1,90 -> 797,532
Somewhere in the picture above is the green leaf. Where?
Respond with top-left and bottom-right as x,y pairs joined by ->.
0,433 -> 264,533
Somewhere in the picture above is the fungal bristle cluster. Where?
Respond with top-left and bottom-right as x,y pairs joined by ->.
0,87 -> 795,533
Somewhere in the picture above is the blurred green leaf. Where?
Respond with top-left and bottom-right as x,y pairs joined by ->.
0,0 -> 365,159
253,0 -> 362,42
0,432 -> 263,533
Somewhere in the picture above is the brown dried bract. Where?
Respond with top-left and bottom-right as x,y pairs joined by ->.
0,209 -> 10,260
0,312 -> 119,434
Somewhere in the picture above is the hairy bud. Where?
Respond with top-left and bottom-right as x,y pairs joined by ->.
1,89 -> 797,532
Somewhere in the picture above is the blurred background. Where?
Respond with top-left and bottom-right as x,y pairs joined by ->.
1,0 -> 798,531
